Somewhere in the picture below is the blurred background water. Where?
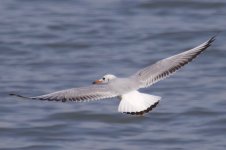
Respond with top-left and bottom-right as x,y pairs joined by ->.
0,0 -> 226,150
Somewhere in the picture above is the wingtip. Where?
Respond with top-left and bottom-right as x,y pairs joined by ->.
210,35 -> 216,42
209,32 -> 221,44
204,35 -> 216,49
9,93 -> 17,96
9,93 -> 29,99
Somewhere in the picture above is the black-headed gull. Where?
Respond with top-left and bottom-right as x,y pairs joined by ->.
10,36 -> 215,115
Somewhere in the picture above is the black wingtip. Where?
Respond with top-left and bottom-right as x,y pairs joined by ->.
210,35 -> 216,43
209,31 -> 221,44
203,35 -> 216,50
9,93 -> 15,96
206,35 -> 216,46
9,93 -> 30,99
9,93 -> 20,97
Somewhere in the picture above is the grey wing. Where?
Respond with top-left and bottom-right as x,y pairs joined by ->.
10,84 -> 119,102
132,36 -> 215,88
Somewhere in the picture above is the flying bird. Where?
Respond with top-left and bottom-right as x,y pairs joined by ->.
10,36 -> 215,115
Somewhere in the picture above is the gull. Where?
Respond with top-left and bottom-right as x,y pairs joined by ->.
10,36 -> 215,115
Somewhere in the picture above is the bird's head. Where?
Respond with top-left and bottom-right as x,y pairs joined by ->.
92,74 -> 117,84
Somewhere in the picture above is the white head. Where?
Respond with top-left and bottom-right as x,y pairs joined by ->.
93,74 -> 117,84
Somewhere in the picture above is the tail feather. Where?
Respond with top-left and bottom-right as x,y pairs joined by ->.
125,101 -> 159,115
118,91 -> 161,115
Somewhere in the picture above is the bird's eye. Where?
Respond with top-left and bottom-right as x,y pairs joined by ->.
103,77 -> 105,80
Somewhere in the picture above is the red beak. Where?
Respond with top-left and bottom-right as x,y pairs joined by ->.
92,80 -> 102,84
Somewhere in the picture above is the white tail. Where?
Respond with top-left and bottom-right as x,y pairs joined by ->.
118,90 -> 161,115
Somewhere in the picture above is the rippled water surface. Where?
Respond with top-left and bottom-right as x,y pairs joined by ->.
1,0 -> 226,150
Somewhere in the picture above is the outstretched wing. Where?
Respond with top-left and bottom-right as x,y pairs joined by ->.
10,84 -> 119,102
132,36 -> 215,88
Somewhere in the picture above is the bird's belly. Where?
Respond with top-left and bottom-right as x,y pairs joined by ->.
113,84 -> 138,96
109,78 -> 139,95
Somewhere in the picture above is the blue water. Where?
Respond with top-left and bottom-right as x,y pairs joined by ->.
1,0 -> 226,150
